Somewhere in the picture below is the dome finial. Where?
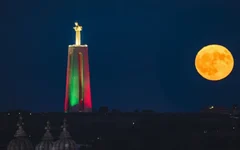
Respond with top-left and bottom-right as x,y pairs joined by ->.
42,121 -> 53,140
45,121 -> 51,131
59,118 -> 71,139
14,115 -> 27,137
61,118 -> 68,130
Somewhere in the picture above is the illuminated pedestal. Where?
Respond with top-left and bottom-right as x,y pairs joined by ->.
64,45 -> 92,112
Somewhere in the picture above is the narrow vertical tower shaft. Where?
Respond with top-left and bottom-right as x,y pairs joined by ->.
64,22 -> 92,112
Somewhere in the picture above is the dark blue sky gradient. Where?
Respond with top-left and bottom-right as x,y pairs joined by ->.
1,0 -> 240,112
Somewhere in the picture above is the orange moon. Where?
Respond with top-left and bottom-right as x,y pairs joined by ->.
195,44 -> 234,81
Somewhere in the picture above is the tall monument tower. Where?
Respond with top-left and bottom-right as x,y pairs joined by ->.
64,22 -> 92,112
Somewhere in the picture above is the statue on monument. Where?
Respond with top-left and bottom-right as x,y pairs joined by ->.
73,22 -> 82,45
74,22 -> 82,32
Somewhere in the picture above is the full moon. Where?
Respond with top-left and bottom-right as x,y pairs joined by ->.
195,44 -> 234,81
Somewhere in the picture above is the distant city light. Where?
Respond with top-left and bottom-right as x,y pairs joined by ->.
209,106 -> 214,109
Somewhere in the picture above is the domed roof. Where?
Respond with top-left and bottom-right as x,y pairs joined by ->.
7,116 -> 34,150
35,121 -> 54,150
52,119 -> 77,150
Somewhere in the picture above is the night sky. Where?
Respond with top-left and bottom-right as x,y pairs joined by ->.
1,0 -> 240,112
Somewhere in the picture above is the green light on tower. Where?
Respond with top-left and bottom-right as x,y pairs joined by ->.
69,51 -> 79,107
